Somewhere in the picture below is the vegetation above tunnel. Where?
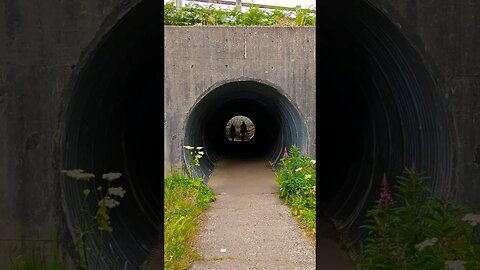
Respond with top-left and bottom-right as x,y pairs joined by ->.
164,1 -> 315,26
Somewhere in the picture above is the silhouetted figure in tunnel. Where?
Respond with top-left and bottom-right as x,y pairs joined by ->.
229,124 -> 236,142
240,121 -> 247,142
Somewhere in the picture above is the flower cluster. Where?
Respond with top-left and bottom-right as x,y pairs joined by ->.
377,173 -> 394,206
184,145 -> 204,176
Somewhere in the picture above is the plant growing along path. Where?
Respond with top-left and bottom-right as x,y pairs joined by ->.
190,157 -> 352,269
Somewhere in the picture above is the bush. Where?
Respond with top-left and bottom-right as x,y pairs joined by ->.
164,1 -> 316,26
276,145 -> 316,236
164,174 -> 215,270
357,168 -> 480,270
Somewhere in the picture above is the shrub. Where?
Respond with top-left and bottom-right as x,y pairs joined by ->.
276,145 -> 316,236
357,168 -> 480,270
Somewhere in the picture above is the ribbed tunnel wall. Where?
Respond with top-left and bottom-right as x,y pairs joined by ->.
62,1 -> 162,268
184,80 -> 307,180
318,0 -> 453,247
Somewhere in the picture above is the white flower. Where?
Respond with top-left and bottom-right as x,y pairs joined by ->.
83,189 -> 90,197
108,187 -> 126,198
97,186 -> 102,191
196,146 -> 203,150
102,197 -> 120,208
195,154 -> 202,159
462,213 -> 480,226
62,169 -> 95,181
445,260 -> 465,270
183,145 -> 194,150
198,151 -> 204,155
102,172 -> 122,181
295,167 -> 303,172
305,174 -> 312,179
415,237 -> 438,251
310,160 -> 316,164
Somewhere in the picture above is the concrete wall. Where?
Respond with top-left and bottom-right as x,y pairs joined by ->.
164,26 -> 317,174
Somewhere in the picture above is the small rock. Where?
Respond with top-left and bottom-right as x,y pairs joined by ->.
220,248 -> 227,253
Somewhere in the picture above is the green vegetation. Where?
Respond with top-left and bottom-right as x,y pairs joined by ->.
276,145 -> 316,237
10,244 -> 63,270
164,1 -> 315,26
357,168 -> 480,270
61,170 -> 125,269
164,146 -> 215,270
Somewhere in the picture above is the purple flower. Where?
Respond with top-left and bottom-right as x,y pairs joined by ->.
377,173 -> 394,206
283,147 -> 289,158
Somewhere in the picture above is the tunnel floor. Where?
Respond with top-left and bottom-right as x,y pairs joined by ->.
190,158 -> 315,269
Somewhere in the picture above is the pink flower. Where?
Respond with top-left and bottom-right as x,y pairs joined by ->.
283,147 -> 289,158
377,173 -> 394,206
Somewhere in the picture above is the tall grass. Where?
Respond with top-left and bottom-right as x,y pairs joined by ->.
164,174 -> 215,270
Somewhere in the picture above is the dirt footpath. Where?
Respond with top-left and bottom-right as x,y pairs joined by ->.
190,158 -> 315,270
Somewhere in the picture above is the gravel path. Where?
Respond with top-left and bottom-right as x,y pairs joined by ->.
189,158 -> 315,270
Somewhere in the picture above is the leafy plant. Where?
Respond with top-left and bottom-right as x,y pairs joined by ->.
357,168 -> 480,270
276,145 -> 316,236
164,146 -> 215,270
164,1 -> 316,26
61,170 -> 125,270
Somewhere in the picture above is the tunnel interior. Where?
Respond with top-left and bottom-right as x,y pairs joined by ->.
317,0 -> 453,248
62,1 -> 162,268
184,81 -> 308,180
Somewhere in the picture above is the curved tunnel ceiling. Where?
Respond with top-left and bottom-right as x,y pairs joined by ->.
63,1 -> 161,268
184,80 -> 308,180
318,0 -> 453,248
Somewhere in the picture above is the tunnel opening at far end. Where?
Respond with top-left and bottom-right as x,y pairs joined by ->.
184,80 -> 308,180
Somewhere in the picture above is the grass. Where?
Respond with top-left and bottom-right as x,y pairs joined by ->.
164,174 -> 216,270
276,145 -> 316,237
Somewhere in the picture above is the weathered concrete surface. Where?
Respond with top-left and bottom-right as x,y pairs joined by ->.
164,26 -> 316,174
190,159 -> 316,270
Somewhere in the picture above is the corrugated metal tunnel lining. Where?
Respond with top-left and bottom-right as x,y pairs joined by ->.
183,80 -> 308,180
62,1 -> 162,268
318,0 -> 453,250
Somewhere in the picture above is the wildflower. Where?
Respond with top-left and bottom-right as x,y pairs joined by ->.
305,174 -> 312,179
445,260 -> 465,270
102,172 -> 122,181
310,159 -> 316,164
415,237 -> 438,251
102,197 -> 120,208
295,167 -> 302,172
283,147 -> 289,158
83,189 -> 90,197
377,173 -> 394,206
183,146 -> 194,150
198,151 -> 204,155
461,213 -> 480,226
108,187 -> 126,198
195,154 -> 202,159
62,169 -> 94,181
97,186 -> 102,191
196,146 -> 203,150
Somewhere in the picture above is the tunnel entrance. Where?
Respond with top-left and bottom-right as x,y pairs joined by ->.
318,0 -> 453,249
61,1 -> 161,269
183,80 -> 308,180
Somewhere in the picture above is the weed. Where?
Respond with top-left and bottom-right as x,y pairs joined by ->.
276,145 -> 316,237
357,168 -> 480,270
164,146 -> 215,270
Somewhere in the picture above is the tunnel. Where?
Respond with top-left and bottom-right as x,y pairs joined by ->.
317,0 -> 454,249
183,80 -> 308,180
62,1 -> 162,268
